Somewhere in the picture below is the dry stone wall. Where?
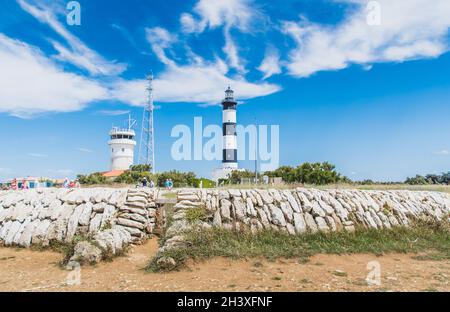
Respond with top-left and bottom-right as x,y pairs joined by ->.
156,188 -> 450,261
2,187 -> 450,267
176,188 -> 449,233
0,188 -> 158,263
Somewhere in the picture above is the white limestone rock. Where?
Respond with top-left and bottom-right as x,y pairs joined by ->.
293,213 -> 307,234
315,217 -> 329,232
49,200 -> 64,221
66,204 -> 84,242
5,221 -> 21,246
280,202 -> 294,222
229,189 -> 242,198
92,202 -> 106,213
286,223 -> 296,235
108,189 -> 127,207
325,216 -> 337,232
18,219 -> 39,247
31,219 -> 51,245
220,199 -> 232,221
127,195 -> 148,204
311,201 -> 326,218
318,200 -> 334,216
125,200 -> 147,209
117,225 -> 142,237
364,211 -> 378,229
269,204 -> 286,227
304,213 -> 318,233
1,193 -> 23,208
71,240 -> 103,264
89,213 -> 103,234
13,218 -> 30,245
13,202 -> 32,222
178,194 -> 199,202
269,189 -> 283,204
100,204 -> 116,229
117,217 -> 145,230
78,202 -> 93,226
246,197 -> 257,217
283,191 -> 301,213
296,191 -> 313,213
0,221 -> 13,241
120,213 -> 147,224
232,197 -> 246,220
213,209 -> 222,227
218,191 -> 230,200
257,190 -> 274,205
257,208 -> 271,230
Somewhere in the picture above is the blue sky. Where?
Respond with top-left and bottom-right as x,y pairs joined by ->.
1,0 -> 450,182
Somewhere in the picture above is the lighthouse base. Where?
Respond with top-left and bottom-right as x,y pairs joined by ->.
211,166 -> 245,184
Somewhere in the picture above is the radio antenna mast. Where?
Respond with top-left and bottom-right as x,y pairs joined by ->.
138,72 -> 155,174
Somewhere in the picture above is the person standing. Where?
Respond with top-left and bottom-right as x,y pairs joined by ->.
164,179 -> 169,190
142,177 -> 148,188
63,178 -> 70,189
11,178 -> 17,191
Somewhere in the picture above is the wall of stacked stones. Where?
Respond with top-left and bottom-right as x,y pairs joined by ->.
172,188 -> 450,236
0,188 -> 158,262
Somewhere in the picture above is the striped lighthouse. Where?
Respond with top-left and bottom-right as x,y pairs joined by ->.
222,86 -> 238,170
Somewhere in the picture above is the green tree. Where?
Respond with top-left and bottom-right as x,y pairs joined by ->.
265,162 -> 344,185
77,173 -> 108,185
129,164 -> 152,173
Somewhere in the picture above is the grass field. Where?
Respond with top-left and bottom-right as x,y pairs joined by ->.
216,183 -> 450,194
148,220 -> 450,272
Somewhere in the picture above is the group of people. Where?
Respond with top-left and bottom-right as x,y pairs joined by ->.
62,178 -> 81,189
140,177 -> 173,190
141,177 -> 155,188
7,178 -> 35,191
4,178 -> 81,191
164,179 -> 174,190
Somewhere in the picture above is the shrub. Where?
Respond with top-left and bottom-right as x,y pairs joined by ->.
192,178 -> 216,188
77,173 -> 109,185
221,162 -> 349,185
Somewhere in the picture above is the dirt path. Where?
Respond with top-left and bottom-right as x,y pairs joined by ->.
0,239 -> 448,292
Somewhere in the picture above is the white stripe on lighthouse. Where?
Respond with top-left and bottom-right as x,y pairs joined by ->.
223,135 -> 237,149
223,110 -> 236,123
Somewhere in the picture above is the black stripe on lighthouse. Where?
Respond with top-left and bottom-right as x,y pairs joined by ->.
223,123 -> 237,136
222,86 -> 238,169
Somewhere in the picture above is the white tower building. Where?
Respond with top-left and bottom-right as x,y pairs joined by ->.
212,87 -> 240,182
108,116 -> 137,171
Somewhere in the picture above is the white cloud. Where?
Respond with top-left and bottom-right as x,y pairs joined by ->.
146,27 -> 177,66
123,24 -> 280,106
76,147 -> 93,153
180,0 -> 261,72
97,110 -> 130,116
28,153 -> 48,158
435,150 -> 450,156
17,0 -> 126,76
283,0 -> 450,77
180,13 -> 201,33
223,28 -> 245,72
112,58 -> 280,106
186,0 -> 258,33
258,47 -> 282,79
0,34 -> 108,118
